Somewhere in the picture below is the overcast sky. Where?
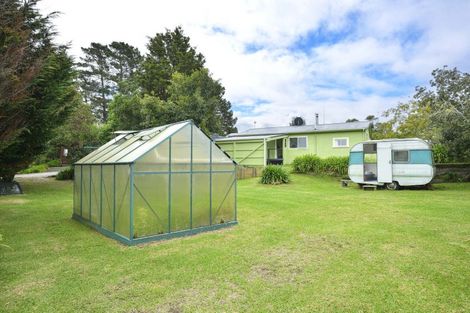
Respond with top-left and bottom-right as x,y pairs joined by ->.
38,0 -> 470,131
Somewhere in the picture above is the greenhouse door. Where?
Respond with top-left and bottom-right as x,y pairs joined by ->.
377,142 -> 392,183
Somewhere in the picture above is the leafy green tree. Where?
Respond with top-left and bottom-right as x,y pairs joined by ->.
139,26 -> 205,99
108,93 -> 147,130
78,41 -> 143,121
168,70 -> 237,134
47,102 -> 101,162
425,67 -> 470,161
107,41 -> 142,94
77,43 -> 113,122
108,69 -> 237,135
374,67 -> 470,162
107,27 -> 237,135
0,0 -> 77,182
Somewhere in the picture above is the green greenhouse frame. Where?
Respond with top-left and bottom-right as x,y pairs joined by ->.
73,120 -> 237,245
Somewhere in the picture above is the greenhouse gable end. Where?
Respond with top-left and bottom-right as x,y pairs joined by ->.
73,120 -> 237,245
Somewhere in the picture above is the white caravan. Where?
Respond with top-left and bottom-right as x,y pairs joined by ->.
348,138 -> 435,190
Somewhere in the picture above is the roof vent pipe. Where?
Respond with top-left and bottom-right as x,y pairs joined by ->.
315,113 -> 319,126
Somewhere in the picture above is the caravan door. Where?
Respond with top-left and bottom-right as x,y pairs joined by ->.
377,142 -> 392,183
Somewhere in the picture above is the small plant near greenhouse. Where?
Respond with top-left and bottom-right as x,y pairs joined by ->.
56,167 -> 74,180
260,165 -> 290,185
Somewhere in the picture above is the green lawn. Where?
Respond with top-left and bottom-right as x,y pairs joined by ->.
1,175 -> 469,312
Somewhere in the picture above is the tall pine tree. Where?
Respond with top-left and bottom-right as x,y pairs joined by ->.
139,26 -> 205,100
77,43 -> 113,122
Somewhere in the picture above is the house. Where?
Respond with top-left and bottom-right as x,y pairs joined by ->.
215,119 -> 370,167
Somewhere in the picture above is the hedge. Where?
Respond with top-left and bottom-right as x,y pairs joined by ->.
292,154 -> 348,177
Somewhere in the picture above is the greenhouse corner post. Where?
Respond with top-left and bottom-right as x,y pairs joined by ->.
130,163 -> 134,241
113,164 -> 116,232
190,124 -> 193,229
100,164 -> 103,227
168,137 -> 172,233
235,166 -> 237,221
89,165 -> 92,220
209,142 -> 212,226
80,165 -> 83,216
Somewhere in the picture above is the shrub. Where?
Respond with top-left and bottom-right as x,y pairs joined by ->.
56,167 -> 74,180
46,159 -> 61,167
292,154 -> 348,177
432,144 -> 449,163
260,165 -> 290,185
18,164 -> 48,174
292,154 -> 321,173
320,156 -> 349,177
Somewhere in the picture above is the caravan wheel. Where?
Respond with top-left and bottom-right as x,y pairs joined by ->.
386,181 -> 399,190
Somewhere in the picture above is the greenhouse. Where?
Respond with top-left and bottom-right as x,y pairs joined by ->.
73,120 -> 237,245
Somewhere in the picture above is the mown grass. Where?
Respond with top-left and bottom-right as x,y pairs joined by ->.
0,175 -> 469,312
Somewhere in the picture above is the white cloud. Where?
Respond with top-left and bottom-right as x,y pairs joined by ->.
38,0 -> 470,131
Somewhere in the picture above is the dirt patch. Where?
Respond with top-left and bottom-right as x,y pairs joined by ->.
129,280 -> 242,313
0,198 -> 29,205
249,234 -> 349,285
11,278 -> 54,297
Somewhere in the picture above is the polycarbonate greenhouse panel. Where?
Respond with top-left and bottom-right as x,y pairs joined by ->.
73,166 -> 81,215
192,125 -> 211,171
105,140 -> 146,163
119,123 -> 189,163
211,142 -> 236,171
170,173 -> 191,231
80,134 -> 131,164
90,165 -> 101,224
101,165 -> 114,231
92,134 -> 142,163
76,134 -> 126,164
114,165 -> 130,238
81,166 -> 90,218
171,124 -> 191,172
133,174 -> 169,237
212,172 -> 236,224
192,173 -> 211,228
134,139 -> 170,172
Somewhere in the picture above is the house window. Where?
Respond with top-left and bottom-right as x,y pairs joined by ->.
333,137 -> 349,148
393,150 -> 409,163
289,136 -> 307,149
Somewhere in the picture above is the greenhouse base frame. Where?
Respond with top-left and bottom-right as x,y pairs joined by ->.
72,213 -> 237,245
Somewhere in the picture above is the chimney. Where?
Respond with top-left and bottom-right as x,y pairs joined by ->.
315,113 -> 319,126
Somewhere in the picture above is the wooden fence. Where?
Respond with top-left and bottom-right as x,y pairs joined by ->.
237,166 -> 263,180
433,163 -> 470,182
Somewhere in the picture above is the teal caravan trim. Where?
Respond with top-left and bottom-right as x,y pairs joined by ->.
349,151 -> 363,165
410,150 -> 433,164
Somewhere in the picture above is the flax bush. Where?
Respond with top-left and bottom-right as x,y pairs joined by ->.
292,154 -> 348,177
260,165 -> 290,184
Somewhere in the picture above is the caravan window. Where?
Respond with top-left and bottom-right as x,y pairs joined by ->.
393,150 -> 409,163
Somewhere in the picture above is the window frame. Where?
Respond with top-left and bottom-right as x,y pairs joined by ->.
332,137 -> 349,148
393,150 -> 409,163
289,136 -> 308,149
